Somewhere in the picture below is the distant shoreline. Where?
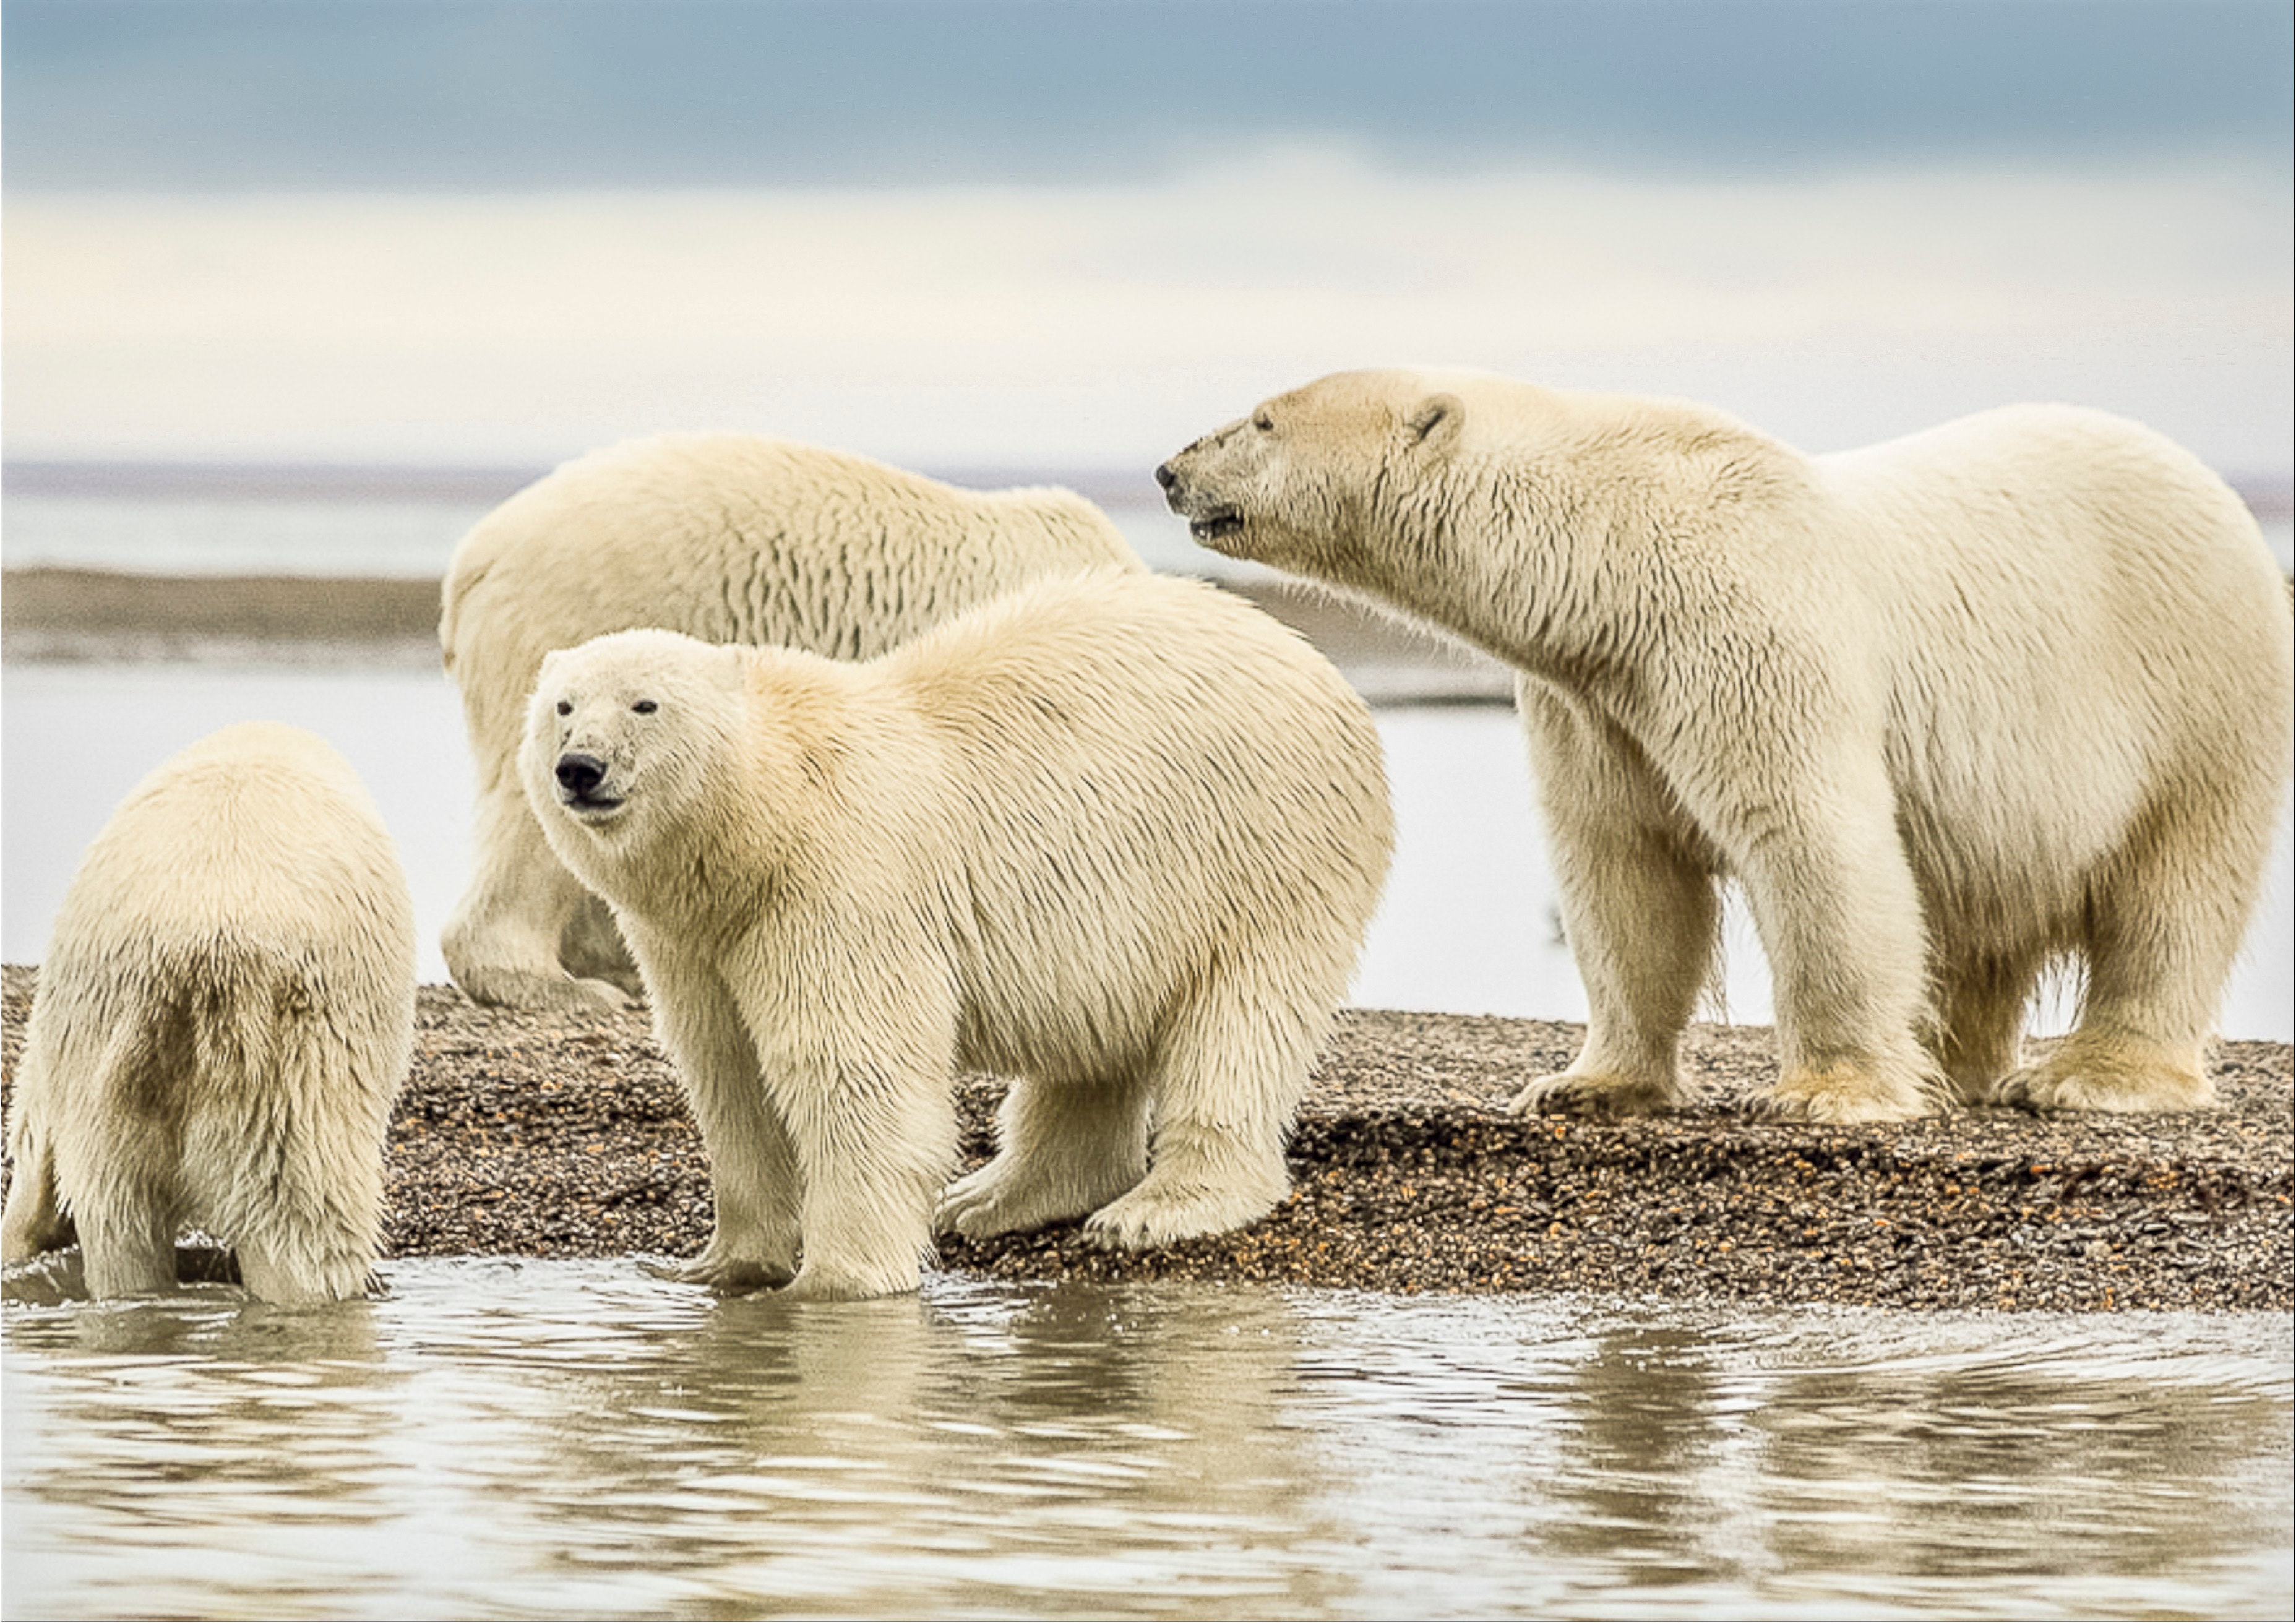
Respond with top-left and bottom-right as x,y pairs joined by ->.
0,565 -> 1519,704
5,457 -> 2289,523
0,458 -> 1180,515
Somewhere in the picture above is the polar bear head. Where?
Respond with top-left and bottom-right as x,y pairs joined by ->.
520,627 -> 748,856
1156,369 -> 1477,578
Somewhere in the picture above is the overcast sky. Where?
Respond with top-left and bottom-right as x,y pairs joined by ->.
2,0 -> 2289,476
7,0 -> 2290,186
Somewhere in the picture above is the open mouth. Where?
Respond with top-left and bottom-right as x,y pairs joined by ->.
1189,509 -> 1245,544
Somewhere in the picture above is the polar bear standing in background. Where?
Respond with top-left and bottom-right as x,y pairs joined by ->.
441,434 -> 1144,1015
3,723 -> 417,1302
521,572 -> 1393,1300
1159,369 -> 2292,1123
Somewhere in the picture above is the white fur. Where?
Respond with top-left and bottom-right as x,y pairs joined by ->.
442,433 -> 1143,1014
3,723 -> 416,1301
520,571 -> 1393,1299
1160,369 -> 2292,1123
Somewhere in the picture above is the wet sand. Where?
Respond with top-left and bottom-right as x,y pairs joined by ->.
4,966 -> 2287,1312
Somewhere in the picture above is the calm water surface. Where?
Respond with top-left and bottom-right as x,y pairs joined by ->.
4,1261 -> 2290,1621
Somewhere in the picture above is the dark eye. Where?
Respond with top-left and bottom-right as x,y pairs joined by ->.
555,700 -> 571,716
1253,410 -> 1275,432
632,699 -> 658,715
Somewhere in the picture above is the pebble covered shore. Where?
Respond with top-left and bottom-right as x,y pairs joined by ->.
6,965 -> 2286,1312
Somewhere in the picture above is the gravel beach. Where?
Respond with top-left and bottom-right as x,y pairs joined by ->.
6,965 -> 2287,1312
4,568 -> 2289,1314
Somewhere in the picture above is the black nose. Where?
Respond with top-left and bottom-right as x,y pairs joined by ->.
1154,461 -> 1177,490
556,753 -> 608,797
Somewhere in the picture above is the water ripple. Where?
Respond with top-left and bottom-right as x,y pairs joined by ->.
5,1260 -> 2289,1620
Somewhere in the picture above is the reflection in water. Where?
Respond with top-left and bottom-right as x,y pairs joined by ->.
3,1283 -> 405,1620
4,1261 -> 2290,1620
504,1282 -> 1346,1617
1750,1337 -> 2295,1612
1544,1325 -> 1733,1589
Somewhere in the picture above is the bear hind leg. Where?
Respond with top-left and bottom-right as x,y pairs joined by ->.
937,1073 -> 1153,1240
444,783 -> 634,1015
1993,801 -> 2272,1114
1083,979 -> 1310,1251
75,1180 -> 179,1299
1,1128 -> 75,1262
1925,948 -> 2043,1104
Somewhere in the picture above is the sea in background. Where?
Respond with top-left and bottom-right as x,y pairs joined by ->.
3,470 -> 2292,1041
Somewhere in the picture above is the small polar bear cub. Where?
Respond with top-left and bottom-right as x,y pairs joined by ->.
521,570 -> 1393,1300
3,722 -> 417,1302
441,434 -> 1143,1016
1159,369 -> 2292,1124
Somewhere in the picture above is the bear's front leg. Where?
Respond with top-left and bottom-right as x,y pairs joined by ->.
768,1052 -> 957,1300
1722,751 -> 1939,1124
1511,684 -> 1717,1117
738,949 -> 959,1300
634,939 -> 803,1291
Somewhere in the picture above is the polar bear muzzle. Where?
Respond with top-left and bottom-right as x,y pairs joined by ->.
1153,458 -> 1245,546
554,752 -> 624,814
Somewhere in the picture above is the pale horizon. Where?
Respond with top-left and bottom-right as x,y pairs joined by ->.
4,3 -> 2288,485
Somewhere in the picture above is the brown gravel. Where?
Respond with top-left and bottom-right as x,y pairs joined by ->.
5,964 -> 2287,1312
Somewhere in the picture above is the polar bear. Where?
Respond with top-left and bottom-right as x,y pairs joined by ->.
2,723 -> 417,1302
1159,369 -> 2292,1123
442,434 -> 1143,1015
520,570 -> 1393,1299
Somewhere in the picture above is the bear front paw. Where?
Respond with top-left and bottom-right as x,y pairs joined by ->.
458,966 -> 636,1018
1508,1070 -> 1683,1119
778,1259 -> 922,1301
1756,1062 -> 1933,1124
936,1160 -> 1106,1240
647,1253 -> 796,1293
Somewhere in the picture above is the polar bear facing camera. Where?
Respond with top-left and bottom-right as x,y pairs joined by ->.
441,434 -> 1143,1015
3,723 -> 417,1302
1159,370 -> 2292,1123
521,571 -> 1393,1299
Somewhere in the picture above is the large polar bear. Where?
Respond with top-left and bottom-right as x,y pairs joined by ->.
441,434 -> 1143,1015
1158,369 -> 2292,1123
520,570 -> 1394,1299
3,723 -> 417,1301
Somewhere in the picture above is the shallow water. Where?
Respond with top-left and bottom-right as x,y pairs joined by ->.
4,1261 -> 2289,1620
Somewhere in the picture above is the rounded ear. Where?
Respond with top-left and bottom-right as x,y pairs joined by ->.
1403,392 -> 1464,452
